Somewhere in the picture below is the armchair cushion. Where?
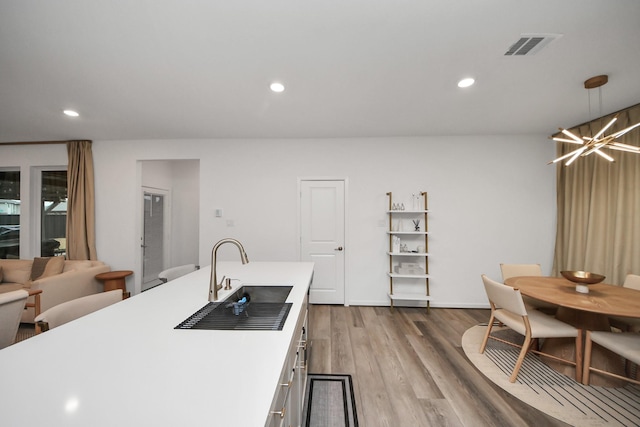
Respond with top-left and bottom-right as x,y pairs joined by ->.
63,260 -> 93,272
0,259 -> 32,284
30,256 -> 65,280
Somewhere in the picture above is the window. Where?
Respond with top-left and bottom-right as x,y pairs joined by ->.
0,170 -> 20,259
40,170 -> 67,257
0,168 -> 68,259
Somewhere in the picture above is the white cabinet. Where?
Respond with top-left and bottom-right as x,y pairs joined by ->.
267,294 -> 308,427
386,191 -> 431,311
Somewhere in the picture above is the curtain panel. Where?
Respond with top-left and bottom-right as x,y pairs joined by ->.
66,140 -> 97,260
553,104 -> 640,285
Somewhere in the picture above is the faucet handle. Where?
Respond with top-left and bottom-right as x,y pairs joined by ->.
215,275 -> 226,291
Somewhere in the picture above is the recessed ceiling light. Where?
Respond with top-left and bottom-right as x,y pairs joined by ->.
270,82 -> 285,93
63,109 -> 80,117
457,78 -> 475,88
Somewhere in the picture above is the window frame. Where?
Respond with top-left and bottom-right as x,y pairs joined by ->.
0,167 -> 21,259
30,166 -> 67,258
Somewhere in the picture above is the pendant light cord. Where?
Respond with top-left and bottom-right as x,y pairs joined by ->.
587,86 -> 604,124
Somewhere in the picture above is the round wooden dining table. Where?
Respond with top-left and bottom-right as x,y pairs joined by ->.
505,276 -> 640,387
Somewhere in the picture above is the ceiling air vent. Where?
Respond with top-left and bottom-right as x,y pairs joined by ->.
504,33 -> 562,56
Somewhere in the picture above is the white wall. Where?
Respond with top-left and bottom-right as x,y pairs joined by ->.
89,135 -> 556,306
167,160 -> 199,267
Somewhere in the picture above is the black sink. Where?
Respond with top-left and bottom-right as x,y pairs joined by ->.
175,285 -> 293,331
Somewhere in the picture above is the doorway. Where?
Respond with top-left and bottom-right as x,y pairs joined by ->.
299,179 -> 346,304
142,188 -> 169,290
137,159 -> 200,295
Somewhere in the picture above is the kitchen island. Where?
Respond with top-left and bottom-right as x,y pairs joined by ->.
0,261 -> 314,427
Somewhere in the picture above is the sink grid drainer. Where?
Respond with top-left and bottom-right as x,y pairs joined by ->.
175,302 -> 292,331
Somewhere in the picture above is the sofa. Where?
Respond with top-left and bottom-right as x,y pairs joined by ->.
0,257 -> 111,323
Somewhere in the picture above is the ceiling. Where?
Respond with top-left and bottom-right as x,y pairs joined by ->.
1,0 -> 640,142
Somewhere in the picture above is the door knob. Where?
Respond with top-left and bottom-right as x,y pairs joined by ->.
335,246 -> 343,251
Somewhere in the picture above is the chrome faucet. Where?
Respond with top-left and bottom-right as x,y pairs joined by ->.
209,238 -> 249,301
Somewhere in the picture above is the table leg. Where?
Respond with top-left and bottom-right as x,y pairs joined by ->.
26,292 -> 42,334
541,307 -> 626,387
102,278 -> 119,292
102,279 -> 129,299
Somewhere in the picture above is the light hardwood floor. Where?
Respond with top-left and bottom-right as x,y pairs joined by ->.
308,305 -> 569,427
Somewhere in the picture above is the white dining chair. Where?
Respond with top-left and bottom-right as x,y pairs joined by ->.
500,263 -> 558,313
0,289 -> 29,349
480,274 -> 583,383
34,289 -> 123,332
583,330 -> 640,386
609,274 -> 640,332
500,263 -> 542,279
158,264 -> 199,283
623,274 -> 640,290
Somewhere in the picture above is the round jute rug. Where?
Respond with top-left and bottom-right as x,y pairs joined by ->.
462,325 -> 640,427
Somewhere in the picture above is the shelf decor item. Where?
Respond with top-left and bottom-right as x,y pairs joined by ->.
386,191 -> 430,312
411,193 -> 421,211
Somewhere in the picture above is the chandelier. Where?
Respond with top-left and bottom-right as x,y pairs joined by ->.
550,75 -> 640,166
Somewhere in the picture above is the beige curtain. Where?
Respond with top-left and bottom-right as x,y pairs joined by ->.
66,141 -> 97,260
553,104 -> 640,285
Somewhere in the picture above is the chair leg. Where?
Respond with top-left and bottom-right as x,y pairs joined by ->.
532,338 -> 539,352
510,335 -> 532,383
574,329 -> 583,383
479,314 -> 495,354
582,331 -> 593,385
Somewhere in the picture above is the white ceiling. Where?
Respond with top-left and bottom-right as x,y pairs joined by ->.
1,0 -> 640,142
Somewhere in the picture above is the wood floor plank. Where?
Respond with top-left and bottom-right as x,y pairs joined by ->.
420,398 -> 464,427
359,305 -> 382,325
348,306 -> 365,328
359,307 -> 434,426
347,308 -> 396,427
309,304 -> 331,339
440,307 -> 486,338
329,306 -> 357,374
308,304 -> 331,373
378,312 -> 445,399
308,338 -> 330,374
392,307 -> 425,337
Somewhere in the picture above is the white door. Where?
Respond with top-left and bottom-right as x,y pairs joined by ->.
300,180 -> 345,304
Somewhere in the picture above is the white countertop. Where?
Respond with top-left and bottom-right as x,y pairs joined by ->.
0,261 -> 314,427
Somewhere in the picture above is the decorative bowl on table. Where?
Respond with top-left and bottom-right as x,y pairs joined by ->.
560,270 -> 605,294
